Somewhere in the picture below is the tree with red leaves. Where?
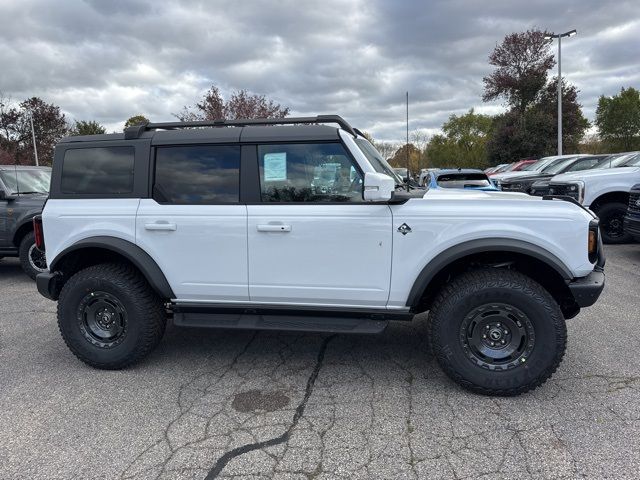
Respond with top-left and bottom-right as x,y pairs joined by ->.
483,29 -> 555,113
0,95 -> 68,166
176,86 -> 289,121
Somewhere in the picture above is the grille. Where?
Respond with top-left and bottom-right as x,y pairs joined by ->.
500,183 -> 527,192
530,184 -> 550,196
629,191 -> 640,213
548,183 -> 580,201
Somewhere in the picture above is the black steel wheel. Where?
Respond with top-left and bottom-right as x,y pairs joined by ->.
460,303 -> 535,371
19,231 -> 46,280
57,262 -> 166,369
596,202 -> 632,244
78,291 -> 128,348
429,269 -> 567,396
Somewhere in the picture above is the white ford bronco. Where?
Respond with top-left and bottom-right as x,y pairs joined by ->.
35,116 -> 605,396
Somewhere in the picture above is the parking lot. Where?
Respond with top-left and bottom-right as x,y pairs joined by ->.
0,245 -> 638,479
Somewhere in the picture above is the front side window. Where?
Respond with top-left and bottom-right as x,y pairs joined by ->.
258,143 -> 363,202
62,147 -> 134,194
154,145 -> 240,204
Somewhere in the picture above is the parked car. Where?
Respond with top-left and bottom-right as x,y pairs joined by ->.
547,152 -> 640,243
500,155 -> 606,194
484,163 -> 506,175
492,155 -> 582,187
35,115 -> 605,396
530,153 -> 634,196
624,183 -> 640,242
425,169 -> 499,191
487,159 -> 537,177
0,165 -> 51,279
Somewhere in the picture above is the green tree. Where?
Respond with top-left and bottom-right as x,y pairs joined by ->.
124,115 -> 149,128
486,80 -> 589,163
426,109 -> 493,168
595,87 -> 640,151
70,120 -> 106,136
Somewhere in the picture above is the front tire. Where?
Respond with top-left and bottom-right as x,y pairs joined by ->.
595,202 -> 632,244
429,269 -> 566,396
57,262 -> 166,369
19,231 -> 47,279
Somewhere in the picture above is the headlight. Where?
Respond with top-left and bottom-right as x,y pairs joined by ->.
573,181 -> 585,204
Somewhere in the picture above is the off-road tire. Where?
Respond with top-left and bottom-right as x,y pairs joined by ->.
595,202 -> 632,244
57,262 -> 166,369
19,231 -> 46,280
429,269 -> 567,396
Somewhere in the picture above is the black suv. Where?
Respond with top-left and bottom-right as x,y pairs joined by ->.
624,183 -> 640,242
0,165 -> 51,278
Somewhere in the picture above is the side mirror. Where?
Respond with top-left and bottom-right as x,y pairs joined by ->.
363,172 -> 395,202
0,189 -> 17,201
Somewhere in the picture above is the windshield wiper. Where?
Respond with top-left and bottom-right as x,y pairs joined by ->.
17,191 -> 45,194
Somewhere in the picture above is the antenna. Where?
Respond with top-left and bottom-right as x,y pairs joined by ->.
406,91 -> 409,192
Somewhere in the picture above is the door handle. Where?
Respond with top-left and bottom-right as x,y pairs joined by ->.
144,222 -> 177,231
257,224 -> 292,232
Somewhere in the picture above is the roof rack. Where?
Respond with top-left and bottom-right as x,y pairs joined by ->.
123,115 -> 357,140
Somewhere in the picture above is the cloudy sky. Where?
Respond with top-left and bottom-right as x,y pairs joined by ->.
1,0 -> 638,141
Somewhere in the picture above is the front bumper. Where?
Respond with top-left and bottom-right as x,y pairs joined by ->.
624,213 -> 640,240
568,270 -> 605,307
36,271 -> 62,300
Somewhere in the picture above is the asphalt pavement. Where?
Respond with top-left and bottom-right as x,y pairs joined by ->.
1,245 -> 639,479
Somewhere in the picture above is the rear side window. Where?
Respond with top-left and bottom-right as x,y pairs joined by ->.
61,147 -> 134,194
154,145 -> 240,204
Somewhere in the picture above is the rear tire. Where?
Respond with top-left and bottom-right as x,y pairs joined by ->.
595,202 -> 632,244
57,262 -> 166,369
429,269 -> 566,396
19,231 -> 47,280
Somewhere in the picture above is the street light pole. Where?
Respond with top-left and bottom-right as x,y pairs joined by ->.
29,111 -> 39,166
545,29 -> 576,156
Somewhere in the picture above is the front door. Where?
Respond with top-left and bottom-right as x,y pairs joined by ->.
136,144 -> 248,302
247,142 -> 393,307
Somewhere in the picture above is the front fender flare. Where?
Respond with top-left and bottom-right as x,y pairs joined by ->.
405,238 -> 574,308
49,236 -> 175,300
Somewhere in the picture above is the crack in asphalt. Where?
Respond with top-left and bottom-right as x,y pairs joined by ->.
204,334 -> 336,479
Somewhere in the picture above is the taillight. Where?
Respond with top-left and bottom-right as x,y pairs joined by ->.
588,220 -> 599,263
33,215 -> 44,251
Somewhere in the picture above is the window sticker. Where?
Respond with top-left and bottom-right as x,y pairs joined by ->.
264,152 -> 287,181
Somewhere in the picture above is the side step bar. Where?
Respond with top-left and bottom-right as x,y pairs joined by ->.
171,303 -> 413,334
173,313 -> 388,334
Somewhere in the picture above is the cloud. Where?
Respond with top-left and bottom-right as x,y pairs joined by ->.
0,0 -> 637,141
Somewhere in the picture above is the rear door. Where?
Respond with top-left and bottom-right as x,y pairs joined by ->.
246,141 -> 393,307
136,143 -> 248,302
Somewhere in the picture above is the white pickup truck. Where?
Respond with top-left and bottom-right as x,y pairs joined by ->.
34,115 -> 605,396
548,151 -> 640,243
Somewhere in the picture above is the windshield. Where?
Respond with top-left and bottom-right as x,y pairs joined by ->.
0,169 -> 51,194
519,162 -> 539,171
354,138 -> 403,184
436,173 -> 492,188
621,153 -> 640,167
543,157 -> 579,174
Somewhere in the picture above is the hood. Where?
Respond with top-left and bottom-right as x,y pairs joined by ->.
12,193 -> 48,207
492,170 -> 540,181
423,187 -> 542,202
501,173 -> 553,184
551,166 -> 640,183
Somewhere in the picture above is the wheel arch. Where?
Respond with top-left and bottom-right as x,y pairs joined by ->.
49,236 -> 175,300
406,239 -> 579,318
589,191 -> 629,211
12,218 -> 35,247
